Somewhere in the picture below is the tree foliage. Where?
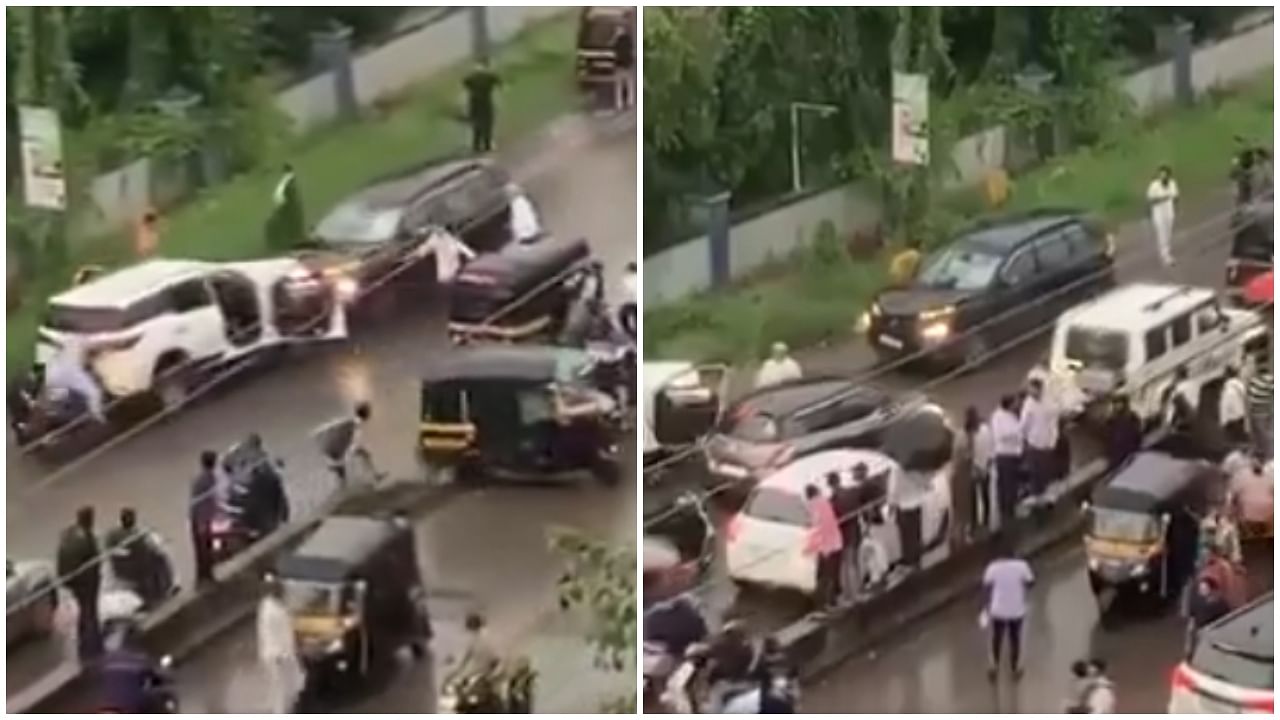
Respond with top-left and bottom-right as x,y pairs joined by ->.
549,527 -> 635,713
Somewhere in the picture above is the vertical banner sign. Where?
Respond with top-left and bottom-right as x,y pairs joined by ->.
19,105 -> 67,211
891,72 -> 929,166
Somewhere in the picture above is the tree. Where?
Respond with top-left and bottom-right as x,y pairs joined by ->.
549,528 -> 635,713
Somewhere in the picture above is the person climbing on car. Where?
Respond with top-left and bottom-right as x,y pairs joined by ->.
45,337 -> 107,424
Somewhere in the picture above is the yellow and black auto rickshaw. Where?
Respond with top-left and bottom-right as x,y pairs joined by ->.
419,345 -> 623,485
1083,450 -> 1215,612
275,514 -> 430,701
575,7 -> 631,89
448,237 -> 591,343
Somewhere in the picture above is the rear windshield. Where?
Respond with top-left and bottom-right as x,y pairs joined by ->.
1065,326 -> 1128,371
1190,637 -> 1274,692
743,487 -> 809,527
44,302 -> 155,333
1089,508 -> 1159,543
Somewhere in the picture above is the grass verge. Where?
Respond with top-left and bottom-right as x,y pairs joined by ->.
646,70 -> 1273,363
8,13 -> 578,378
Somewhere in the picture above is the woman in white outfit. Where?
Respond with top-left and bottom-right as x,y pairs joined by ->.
257,577 -> 305,713
1146,165 -> 1179,267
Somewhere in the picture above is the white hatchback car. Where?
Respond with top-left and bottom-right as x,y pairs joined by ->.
725,447 -> 951,595
36,258 -> 347,409
1169,593 -> 1273,713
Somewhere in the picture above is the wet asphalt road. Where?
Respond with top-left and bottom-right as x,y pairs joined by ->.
645,190 -> 1251,669
6,109 -> 637,709
801,542 -> 1273,713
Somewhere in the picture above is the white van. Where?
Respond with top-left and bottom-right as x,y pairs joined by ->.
1036,283 -> 1265,424
725,447 -> 951,595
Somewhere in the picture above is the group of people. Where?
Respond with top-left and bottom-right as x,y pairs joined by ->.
655,620 -> 798,714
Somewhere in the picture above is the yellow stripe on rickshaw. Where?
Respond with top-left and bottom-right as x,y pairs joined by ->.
292,615 -> 345,636
448,315 -> 552,339
1084,536 -> 1159,561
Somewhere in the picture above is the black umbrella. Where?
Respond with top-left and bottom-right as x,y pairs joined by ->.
881,407 -> 955,472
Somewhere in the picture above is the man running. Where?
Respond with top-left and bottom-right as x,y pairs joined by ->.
982,532 -> 1034,682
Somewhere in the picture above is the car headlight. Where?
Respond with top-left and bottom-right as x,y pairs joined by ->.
855,312 -> 872,333
920,321 -> 951,341
1130,562 -> 1148,577
327,637 -> 345,654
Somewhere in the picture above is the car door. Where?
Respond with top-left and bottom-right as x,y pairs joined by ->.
992,245 -> 1041,344
1035,224 -> 1095,310
164,278 -> 226,361
226,260 -> 348,348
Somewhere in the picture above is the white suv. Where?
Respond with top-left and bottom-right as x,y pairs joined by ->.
36,258 -> 347,408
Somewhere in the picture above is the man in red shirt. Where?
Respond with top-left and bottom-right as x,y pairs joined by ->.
805,484 -> 844,609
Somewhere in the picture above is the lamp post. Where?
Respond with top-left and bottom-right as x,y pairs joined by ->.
790,101 -> 838,194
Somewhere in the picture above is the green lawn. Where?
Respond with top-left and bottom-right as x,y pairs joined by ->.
646,70 -> 1274,363
8,13 -> 579,378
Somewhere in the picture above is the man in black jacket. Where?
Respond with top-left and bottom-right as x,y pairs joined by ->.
57,506 -> 103,659
189,451 -> 220,584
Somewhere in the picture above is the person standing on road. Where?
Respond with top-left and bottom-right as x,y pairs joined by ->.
265,164 -> 305,252
970,407 -> 994,533
981,532 -> 1034,682
1219,366 -> 1249,446
133,208 -> 160,259
755,342 -> 803,389
804,484 -> 844,609
464,60 -> 501,153
57,505 -> 103,660
991,395 -> 1024,528
190,450 -> 220,584
951,408 -> 980,545
1020,378 -> 1060,506
828,469 -> 864,602
257,576 -> 305,713
891,464 -> 927,573
611,23 -> 635,111
1146,165 -> 1179,267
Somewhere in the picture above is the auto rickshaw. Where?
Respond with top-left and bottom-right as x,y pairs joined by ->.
575,7 -> 631,89
275,514 -> 430,701
1083,450 -> 1215,612
418,345 -> 622,485
448,237 -> 591,343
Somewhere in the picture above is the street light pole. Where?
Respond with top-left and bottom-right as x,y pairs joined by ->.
789,101 -> 838,194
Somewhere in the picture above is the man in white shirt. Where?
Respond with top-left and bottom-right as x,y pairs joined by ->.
1020,378 -> 1061,501
1146,165 -> 1179,267
507,183 -> 542,244
1219,365 -> 1248,445
982,533 -> 1034,681
257,578 -> 305,713
421,227 -> 476,284
754,342 -> 802,389
990,394 -> 1024,527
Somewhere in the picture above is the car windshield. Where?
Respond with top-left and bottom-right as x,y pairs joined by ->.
916,244 -> 1002,291
1065,326 -> 1128,371
1089,508 -> 1159,543
281,579 -> 341,615
743,488 -> 809,527
314,203 -> 403,244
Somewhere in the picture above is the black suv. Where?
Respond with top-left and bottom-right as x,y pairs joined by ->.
867,210 -> 1115,369
299,157 -> 513,301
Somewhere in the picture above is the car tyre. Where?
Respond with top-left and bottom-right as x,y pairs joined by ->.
153,355 -> 192,412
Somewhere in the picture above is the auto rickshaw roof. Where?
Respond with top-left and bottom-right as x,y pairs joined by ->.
276,515 -> 403,582
422,345 -> 591,384
1091,451 -> 1209,512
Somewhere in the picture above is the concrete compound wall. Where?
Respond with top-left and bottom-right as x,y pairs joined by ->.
646,18 -> 1274,306
80,7 -> 568,237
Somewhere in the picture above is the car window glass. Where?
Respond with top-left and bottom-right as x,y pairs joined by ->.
1000,250 -> 1035,285
1033,233 -> 1073,270
1194,304 -> 1222,334
167,280 -> 211,313
1061,224 -> 1095,258
743,487 -> 810,527
1144,326 -> 1167,361
1170,314 -> 1192,347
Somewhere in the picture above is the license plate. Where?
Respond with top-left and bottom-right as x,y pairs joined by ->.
878,334 -> 904,350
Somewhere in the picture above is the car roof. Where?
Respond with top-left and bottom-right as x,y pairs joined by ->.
276,515 -> 401,582
954,211 -> 1082,254
759,448 -> 900,493
423,345 -> 588,383
1059,283 -> 1218,333
1092,451 -> 1209,511
346,157 -> 496,210
50,259 -> 212,308
1197,592 -> 1273,662
731,376 -> 867,420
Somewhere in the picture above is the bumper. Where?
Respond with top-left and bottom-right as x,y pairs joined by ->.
726,543 -> 816,594
867,322 -> 960,365
1088,560 -> 1156,592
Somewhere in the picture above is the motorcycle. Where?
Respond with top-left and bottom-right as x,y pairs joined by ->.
439,664 -> 535,714
96,654 -> 179,714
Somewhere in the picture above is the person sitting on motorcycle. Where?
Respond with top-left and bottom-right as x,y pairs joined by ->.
105,507 -> 173,607
708,620 -> 757,686
662,642 -> 710,714
223,434 -> 290,537
644,593 -> 709,663
98,623 -> 167,713
447,613 -> 504,712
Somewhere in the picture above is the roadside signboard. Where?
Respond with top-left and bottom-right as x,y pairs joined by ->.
891,72 -> 929,166
19,105 -> 67,211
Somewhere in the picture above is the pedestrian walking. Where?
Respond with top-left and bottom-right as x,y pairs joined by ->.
951,409 -> 979,545
981,532 -> 1033,682
463,60 -> 501,153
189,450 -> 220,584
257,577 -> 305,713
56,506 -> 103,660
611,23 -> 635,110
1219,366 -> 1249,446
754,342 -> 803,389
1146,165 -> 1179,267
991,395 -> 1024,528
828,469 -> 864,601
970,407 -> 994,533
133,208 -> 160,258
421,227 -> 477,284
804,484 -> 843,609
1020,378 -> 1061,504
265,164 -> 305,252
1104,395 -> 1143,471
